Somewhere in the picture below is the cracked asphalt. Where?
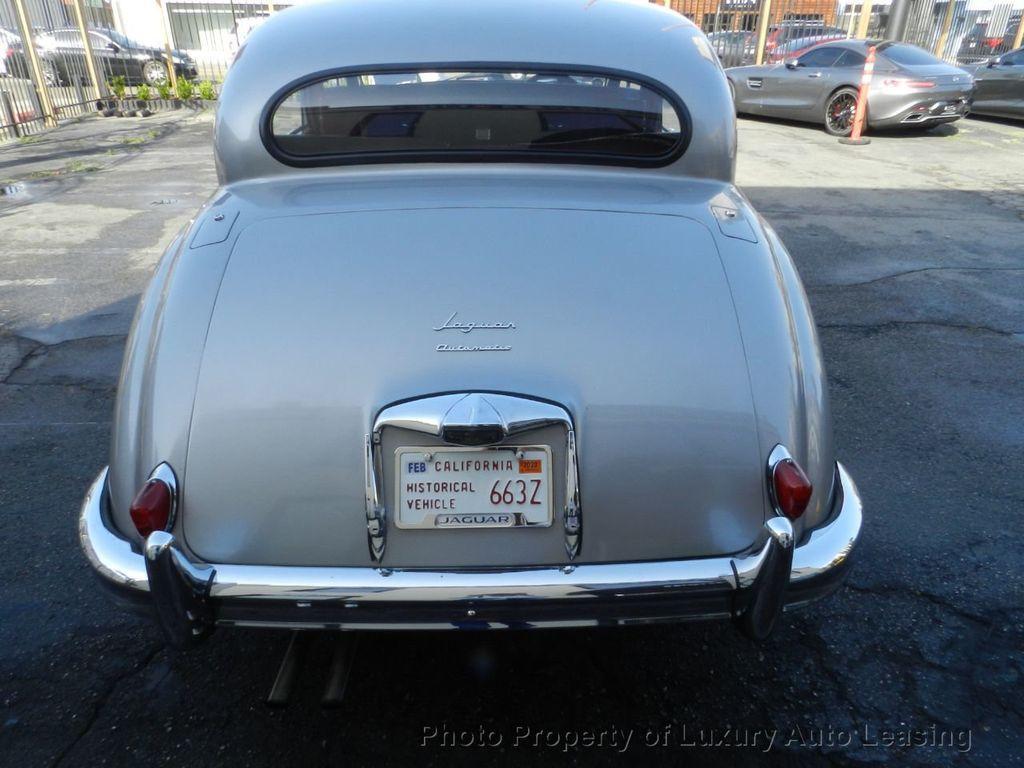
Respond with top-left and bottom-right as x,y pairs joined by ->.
1,110 -> 1022,767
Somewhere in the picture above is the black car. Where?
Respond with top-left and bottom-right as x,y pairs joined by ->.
34,27 -> 197,87
964,46 -> 1024,119
1,26 -> 66,87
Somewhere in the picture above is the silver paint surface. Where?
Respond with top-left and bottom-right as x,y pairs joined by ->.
107,0 -> 836,573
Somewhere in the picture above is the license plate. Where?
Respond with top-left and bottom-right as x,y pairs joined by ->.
395,446 -> 552,529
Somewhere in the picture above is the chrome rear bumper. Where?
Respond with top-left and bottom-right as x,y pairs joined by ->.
79,463 -> 861,643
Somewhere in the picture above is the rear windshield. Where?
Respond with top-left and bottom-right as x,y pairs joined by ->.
881,44 -> 944,66
267,68 -> 687,166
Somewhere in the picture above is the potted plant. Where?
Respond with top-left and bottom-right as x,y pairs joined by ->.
156,81 -> 173,109
175,77 -> 194,107
134,83 -> 153,117
105,75 -> 126,117
197,80 -> 217,107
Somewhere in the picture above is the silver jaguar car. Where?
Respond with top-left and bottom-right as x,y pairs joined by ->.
79,0 -> 862,647
728,39 -> 974,135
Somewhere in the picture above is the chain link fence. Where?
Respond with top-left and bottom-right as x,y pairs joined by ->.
1,0 -> 1022,143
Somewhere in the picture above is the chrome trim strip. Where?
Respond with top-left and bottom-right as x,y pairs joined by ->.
765,442 -> 792,516
79,462 -> 862,627
148,462 -> 179,532
364,434 -> 386,561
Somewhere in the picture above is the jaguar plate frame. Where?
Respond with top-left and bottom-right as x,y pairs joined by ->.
364,392 -> 581,563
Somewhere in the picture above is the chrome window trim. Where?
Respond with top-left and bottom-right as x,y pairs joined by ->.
366,392 -> 582,561
259,61 -> 693,169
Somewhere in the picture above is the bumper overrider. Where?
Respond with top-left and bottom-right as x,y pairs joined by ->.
79,464 -> 862,646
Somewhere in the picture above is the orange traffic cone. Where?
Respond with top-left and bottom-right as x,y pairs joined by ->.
839,44 -> 876,146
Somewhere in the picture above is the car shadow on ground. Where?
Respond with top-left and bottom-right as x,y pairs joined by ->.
964,113 -> 1024,129
736,113 -> 963,139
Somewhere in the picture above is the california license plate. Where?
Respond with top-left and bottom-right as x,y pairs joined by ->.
395,446 -> 552,529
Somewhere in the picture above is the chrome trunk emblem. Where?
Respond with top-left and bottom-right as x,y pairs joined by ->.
433,311 -> 516,333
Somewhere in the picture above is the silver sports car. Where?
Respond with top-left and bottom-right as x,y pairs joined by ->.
962,46 -> 1024,119
79,0 -> 862,647
728,39 -> 974,135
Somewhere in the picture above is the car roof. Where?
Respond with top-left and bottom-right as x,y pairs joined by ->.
216,0 -> 737,186
780,34 -> 846,49
801,38 -> 891,52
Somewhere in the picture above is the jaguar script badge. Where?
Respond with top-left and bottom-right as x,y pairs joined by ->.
433,311 -> 515,352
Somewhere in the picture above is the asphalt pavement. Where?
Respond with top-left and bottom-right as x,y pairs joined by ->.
0,110 -> 1022,767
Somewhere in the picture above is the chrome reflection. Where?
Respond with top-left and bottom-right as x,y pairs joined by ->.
367,392 -> 583,561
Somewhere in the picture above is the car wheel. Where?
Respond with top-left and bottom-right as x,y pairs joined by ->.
143,59 -> 168,86
824,87 -> 860,137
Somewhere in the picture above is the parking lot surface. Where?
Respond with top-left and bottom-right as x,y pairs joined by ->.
1,112 -> 1022,767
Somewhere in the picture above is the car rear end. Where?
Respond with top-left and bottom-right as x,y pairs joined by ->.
79,0 -> 862,646
870,43 -> 974,127
81,174 -> 863,642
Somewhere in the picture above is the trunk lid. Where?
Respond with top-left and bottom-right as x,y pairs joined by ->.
182,207 -> 765,567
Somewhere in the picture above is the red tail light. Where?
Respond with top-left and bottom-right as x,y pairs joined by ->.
881,78 -> 936,89
772,458 -> 813,520
129,479 -> 172,537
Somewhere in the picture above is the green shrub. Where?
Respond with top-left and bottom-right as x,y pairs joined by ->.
156,81 -> 172,100
197,80 -> 217,101
136,83 -> 151,101
108,75 -> 126,99
175,78 -> 194,100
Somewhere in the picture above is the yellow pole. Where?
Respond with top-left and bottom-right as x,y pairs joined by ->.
10,0 -> 57,126
156,0 -> 179,91
1012,15 -> 1024,50
70,0 -> 104,100
855,0 -> 874,38
933,0 -> 957,59
754,0 -> 773,64
268,1 -> 276,10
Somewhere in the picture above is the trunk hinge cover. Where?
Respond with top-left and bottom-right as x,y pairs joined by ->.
365,434 -> 386,561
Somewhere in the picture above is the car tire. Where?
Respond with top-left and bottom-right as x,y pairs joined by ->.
823,87 -> 861,137
143,59 -> 168,86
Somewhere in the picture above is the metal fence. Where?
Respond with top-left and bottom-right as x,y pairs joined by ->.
1,0 -> 1022,143
0,0 -> 286,141
681,0 -> 1023,66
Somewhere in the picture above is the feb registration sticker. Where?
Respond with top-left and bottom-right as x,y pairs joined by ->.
395,446 -> 552,529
